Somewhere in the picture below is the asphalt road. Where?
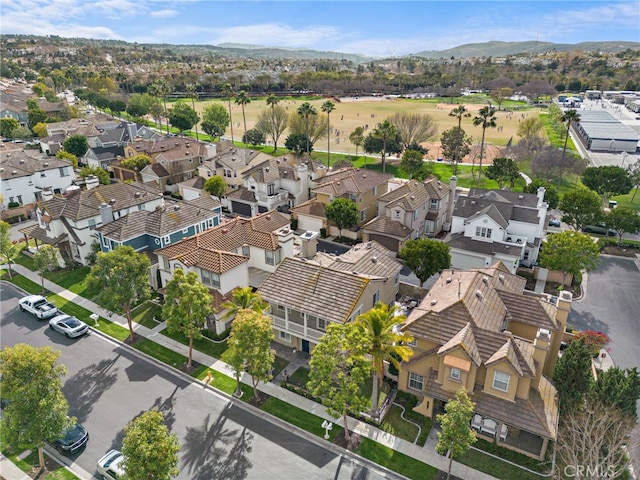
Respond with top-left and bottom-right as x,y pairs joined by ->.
0,282 -> 399,480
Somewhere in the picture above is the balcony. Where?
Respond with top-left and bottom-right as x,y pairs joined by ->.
503,234 -> 527,246
256,189 -> 289,209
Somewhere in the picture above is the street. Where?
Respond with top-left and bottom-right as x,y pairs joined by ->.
0,282 -> 397,480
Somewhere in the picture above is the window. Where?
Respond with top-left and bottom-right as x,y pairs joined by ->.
409,372 -> 424,391
268,184 -> 275,196
492,371 -> 510,392
360,208 -> 367,222
265,250 -> 274,265
101,235 -> 109,249
182,228 -> 189,234
163,235 -> 171,245
277,304 -> 285,311
450,367 -> 461,381
394,273 -> 399,285
413,210 -> 418,221
59,167 -> 69,177
88,219 -> 96,231
430,199 -> 438,210
279,330 -> 291,341
394,210 -> 401,218
162,257 -> 170,270
317,318 -> 327,330
242,245 -> 250,257
373,185 -> 378,196
201,270 -> 220,288
406,338 -> 417,347
475,227 -> 492,238
373,290 -> 380,307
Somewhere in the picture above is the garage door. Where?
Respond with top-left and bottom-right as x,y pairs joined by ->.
367,234 -> 399,252
231,201 -> 252,217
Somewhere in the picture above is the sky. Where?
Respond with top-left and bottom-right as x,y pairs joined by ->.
1,0 -> 639,57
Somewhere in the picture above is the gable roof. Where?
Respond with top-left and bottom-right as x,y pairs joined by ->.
454,188 -> 541,226
1,151 -> 72,180
362,216 -> 413,240
313,240 -> 402,280
290,199 -> 326,218
312,167 -> 392,196
380,177 -> 450,211
258,257 -> 369,323
437,323 -> 482,367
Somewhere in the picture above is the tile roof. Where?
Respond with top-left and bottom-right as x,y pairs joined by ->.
258,257 -> 369,323
313,167 -> 392,196
40,182 -> 162,221
290,199 -> 326,218
226,187 -> 256,202
129,137 -> 207,162
454,188 -> 541,226
313,240 -> 402,280
437,323 -> 482,367
447,233 -> 519,256
362,216 -> 412,239
1,150 -> 72,180
172,248 -> 248,274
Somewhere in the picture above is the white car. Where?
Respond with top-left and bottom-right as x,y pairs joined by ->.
97,450 -> 124,480
48,314 -> 89,338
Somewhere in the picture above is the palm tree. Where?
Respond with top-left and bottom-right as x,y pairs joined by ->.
297,102 -> 317,155
321,100 -> 335,168
185,84 -> 200,141
221,83 -> 235,144
266,94 -> 281,152
373,120 -> 397,174
472,106 -> 497,183
561,109 -> 581,161
356,302 -> 414,418
449,104 -> 471,129
221,287 -> 268,321
149,79 -> 172,134
235,90 -> 251,145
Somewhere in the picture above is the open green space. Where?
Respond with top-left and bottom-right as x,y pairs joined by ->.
131,301 -> 163,329
261,397 -> 343,441
160,328 -> 229,359
133,338 -> 188,368
356,438 -> 439,480
457,447 -> 545,480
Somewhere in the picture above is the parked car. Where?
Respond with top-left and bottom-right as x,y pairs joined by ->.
548,216 -> 561,227
53,419 -> 89,455
97,450 -> 125,480
48,314 -> 89,338
582,224 -> 616,237
19,295 -> 58,320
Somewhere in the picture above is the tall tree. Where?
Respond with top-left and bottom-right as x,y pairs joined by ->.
559,189 -> 602,231
524,180 -> 559,209
297,102 -> 317,155
489,87 -> 513,110
348,126 -> 365,159
604,208 -> 640,246
33,245 -> 60,294
201,104 -> 230,140
449,105 -> 471,129
0,117 -> 19,138
389,111 -> 438,149
440,126 -> 472,176
435,388 -> 477,480
221,83 -> 235,143
121,409 -> 180,480
149,79 -> 172,134
162,269 -> 213,370
79,166 -> 110,185
321,100 -> 336,168
539,231 -> 600,287
400,149 -> 425,179
235,90 -> 251,145
355,303 -> 414,417
472,106 -> 497,183
485,157 -> 520,188
227,309 -> 275,399
627,158 -> 640,202
554,337 -> 594,413
589,367 -> 640,419
1,344 -> 70,472
185,84 -> 200,141
221,286 -> 268,322
288,110 -> 327,148
582,166 -> 634,205
168,102 -> 199,134
0,220 -> 16,279
325,197 -> 358,238
203,175 -> 226,199
561,109 -> 580,162
256,104 -> 288,153
86,246 -> 151,339
307,322 -> 370,442
371,119 -> 399,174
399,238 -> 451,287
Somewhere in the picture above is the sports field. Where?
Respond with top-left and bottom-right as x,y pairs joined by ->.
186,95 -> 544,162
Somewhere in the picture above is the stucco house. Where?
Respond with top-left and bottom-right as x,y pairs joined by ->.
197,143 -> 273,192
446,187 -> 548,273
27,181 -> 163,265
258,241 -> 402,355
84,121 -> 159,170
362,176 -> 455,252
398,263 -> 568,460
155,211 -> 292,333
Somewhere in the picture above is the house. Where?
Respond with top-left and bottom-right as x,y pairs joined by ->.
40,116 -> 116,155
0,150 -> 74,212
0,92 -> 29,127
177,176 -> 207,201
258,240 -> 403,355
155,211 -> 292,333
362,176 -> 455,252
84,121 -> 159,170
196,143 -> 273,192
446,187 -> 548,273
225,155 -> 324,217
123,137 -> 215,191
27,181 -> 163,265
96,195 -> 222,254
398,262 -> 569,460
311,167 -> 392,237
289,199 -> 327,233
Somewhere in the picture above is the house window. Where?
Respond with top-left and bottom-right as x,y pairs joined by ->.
360,208 -> 367,221
182,228 -> 189,234
242,245 -> 250,257
317,318 -> 327,330
413,210 -> 418,221
492,371 -> 510,392
373,290 -> 380,307
163,235 -> 171,245
162,257 -> 170,270
88,219 -> 96,231
395,273 -> 399,285
268,184 -> 275,196
406,338 -> 417,347
279,330 -> 291,341
475,227 -> 492,238
277,304 -> 285,311
59,167 -> 69,177
101,235 -> 109,249
430,199 -> 438,210
202,270 -> 220,288
265,250 -> 274,265
450,367 -> 461,381
373,185 -> 378,196
409,372 -> 424,391
394,210 -> 401,218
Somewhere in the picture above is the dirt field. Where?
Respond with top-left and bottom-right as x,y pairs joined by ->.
187,96 -> 542,163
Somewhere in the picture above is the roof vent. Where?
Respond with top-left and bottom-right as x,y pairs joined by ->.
11,170 -> 17,175
19,159 -> 24,164
476,290 -> 483,300
470,200 -> 476,205
498,274 -> 505,283
173,205 -> 180,211
482,276 -> 489,285
430,299 -> 438,306
266,214 -> 272,220
518,195 -> 524,199
109,198 -> 116,205
446,277 -> 453,284
44,162 -> 49,167
134,192 -> 140,198
371,256 -> 378,264
221,228 -> 229,233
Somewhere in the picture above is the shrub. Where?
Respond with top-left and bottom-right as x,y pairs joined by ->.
320,227 -> 327,238
290,217 -> 298,231
574,330 -> 610,357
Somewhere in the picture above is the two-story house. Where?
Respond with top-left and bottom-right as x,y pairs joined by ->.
29,181 -> 163,265
84,121 -> 159,170
226,156 -> 324,216
96,196 -> 222,254
0,150 -> 74,212
155,211 -> 292,333
310,167 -> 393,237
40,117 -> 116,155
446,187 -> 548,273
398,262 -> 569,460
258,240 -> 403,355
362,176 -> 455,252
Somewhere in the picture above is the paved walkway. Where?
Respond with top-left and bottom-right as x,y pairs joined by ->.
5,263 -> 499,480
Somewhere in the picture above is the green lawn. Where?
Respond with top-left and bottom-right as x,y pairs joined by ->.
457,447 -> 545,480
356,438 -> 439,480
287,366 -> 310,387
44,266 -> 99,298
261,397 -> 343,441
272,356 -> 289,378
160,328 -> 229,359
380,404 -> 419,443
131,301 -> 162,329
0,433 -> 80,480
133,338 -> 188,368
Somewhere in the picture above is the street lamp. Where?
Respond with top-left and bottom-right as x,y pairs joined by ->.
321,420 -> 333,439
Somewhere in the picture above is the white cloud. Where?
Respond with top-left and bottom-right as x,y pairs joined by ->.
210,23 -> 340,48
150,9 -> 178,18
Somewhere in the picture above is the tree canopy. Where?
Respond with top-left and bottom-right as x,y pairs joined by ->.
440,126 -> 472,176
201,103 -> 229,139
603,207 -> 640,245
168,102 -> 199,133
582,165 -> 634,203
121,153 -> 152,172
63,134 -> 89,157
559,188 -> 602,231
364,120 -> 402,174
553,337 -> 594,414
538,231 -> 600,286
399,238 -> 451,287
256,103 -> 288,152
400,149 -> 426,179
79,166 -> 110,185
0,220 -> 16,279
389,111 -> 438,149
485,157 -> 520,188
33,245 -> 60,293
203,175 -> 226,198
324,197 -> 358,238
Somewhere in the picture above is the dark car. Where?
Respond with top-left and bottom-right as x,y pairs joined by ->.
53,420 -> 89,455
582,224 -> 616,237
548,217 -> 561,227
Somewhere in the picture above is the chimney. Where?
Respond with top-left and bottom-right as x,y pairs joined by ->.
532,328 -> 551,388
42,189 -> 54,202
99,202 -> 114,225
445,175 -> 457,230
543,290 -> 573,377
537,186 -> 547,208
127,122 -> 137,141
299,230 -> 319,259
85,175 -> 99,190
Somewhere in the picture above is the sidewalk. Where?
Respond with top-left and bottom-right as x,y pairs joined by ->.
7,263 -> 499,480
